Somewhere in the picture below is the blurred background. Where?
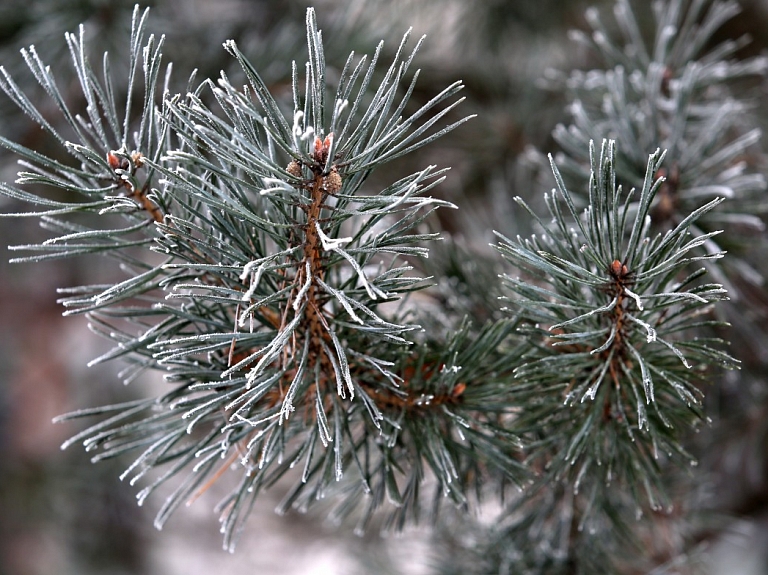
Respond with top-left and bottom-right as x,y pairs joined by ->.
1,0 -> 768,573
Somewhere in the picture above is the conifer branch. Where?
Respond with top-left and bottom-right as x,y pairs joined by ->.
496,139 -> 736,513
552,0 -> 768,301
0,2 -> 758,570
0,4 -> 504,549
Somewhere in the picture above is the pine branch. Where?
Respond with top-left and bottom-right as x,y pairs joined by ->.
0,5 -> 512,550
496,139 -> 736,518
0,5 -> 171,237
0,2 -> 757,570
552,0 -> 768,300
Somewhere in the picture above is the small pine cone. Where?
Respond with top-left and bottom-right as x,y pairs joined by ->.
323,168 -> 342,194
286,160 -> 303,178
131,151 -> 145,168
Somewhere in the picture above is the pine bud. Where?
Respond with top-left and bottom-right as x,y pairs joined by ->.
609,259 -> 629,281
107,150 -> 130,171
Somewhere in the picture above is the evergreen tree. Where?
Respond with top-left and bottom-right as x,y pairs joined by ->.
0,1 -> 765,573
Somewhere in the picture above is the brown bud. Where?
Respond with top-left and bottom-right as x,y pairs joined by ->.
451,382 -> 467,399
312,132 -> 334,164
323,167 -> 342,194
609,259 -> 629,280
107,151 -> 129,171
286,160 -> 303,178
107,151 -> 121,170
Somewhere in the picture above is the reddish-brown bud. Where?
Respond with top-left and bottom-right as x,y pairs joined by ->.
107,150 -> 130,171
312,132 -> 334,164
609,259 -> 629,280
